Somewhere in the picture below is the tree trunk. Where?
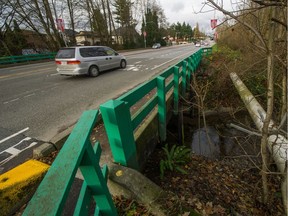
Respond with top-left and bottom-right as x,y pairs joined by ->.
230,72 -> 288,213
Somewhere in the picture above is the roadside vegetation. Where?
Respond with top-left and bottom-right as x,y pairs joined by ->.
142,1 -> 287,215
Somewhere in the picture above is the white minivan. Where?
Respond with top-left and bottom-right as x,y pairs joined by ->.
55,46 -> 126,77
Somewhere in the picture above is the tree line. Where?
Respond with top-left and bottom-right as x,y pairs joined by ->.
0,0 -> 204,56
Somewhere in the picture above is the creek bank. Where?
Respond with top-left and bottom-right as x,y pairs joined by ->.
143,109 -> 284,215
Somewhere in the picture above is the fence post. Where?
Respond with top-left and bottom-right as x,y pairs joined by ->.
173,66 -> 179,115
157,76 -> 166,142
182,61 -> 187,96
100,99 -> 139,170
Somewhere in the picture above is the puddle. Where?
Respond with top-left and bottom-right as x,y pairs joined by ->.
167,109 -> 261,159
191,126 -> 238,159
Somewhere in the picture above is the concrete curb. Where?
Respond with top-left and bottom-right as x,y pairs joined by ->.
0,160 -> 50,216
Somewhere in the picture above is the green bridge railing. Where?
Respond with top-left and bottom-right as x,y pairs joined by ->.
0,53 -> 56,65
100,48 -> 205,170
23,110 -> 117,216
23,47 -> 212,215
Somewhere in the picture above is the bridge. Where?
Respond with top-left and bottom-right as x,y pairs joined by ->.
1,45 -> 287,214
1,47 -> 212,215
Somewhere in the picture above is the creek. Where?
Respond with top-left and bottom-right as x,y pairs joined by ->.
167,109 -> 261,160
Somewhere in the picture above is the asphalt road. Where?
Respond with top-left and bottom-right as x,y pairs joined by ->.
0,44 -> 199,167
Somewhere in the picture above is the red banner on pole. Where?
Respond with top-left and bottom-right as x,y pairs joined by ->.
211,19 -> 217,29
56,18 -> 65,32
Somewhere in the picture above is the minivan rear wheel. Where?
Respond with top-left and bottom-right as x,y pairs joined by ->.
89,66 -> 99,77
120,60 -> 126,69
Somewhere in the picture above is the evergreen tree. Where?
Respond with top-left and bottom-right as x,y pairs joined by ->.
144,8 -> 160,47
113,0 -> 136,48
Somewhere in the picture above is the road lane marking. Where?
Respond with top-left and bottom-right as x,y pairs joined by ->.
24,93 -> 35,98
3,98 -> 20,104
135,61 -> 142,64
127,66 -> 136,71
151,51 -> 192,70
50,73 -> 59,76
5,147 -> 21,155
0,128 -> 29,144
0,141 -> 37,165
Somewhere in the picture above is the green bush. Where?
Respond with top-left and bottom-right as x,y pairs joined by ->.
160,144 -> 191,179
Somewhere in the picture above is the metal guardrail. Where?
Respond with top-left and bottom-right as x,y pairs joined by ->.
0,53 -> 56,65
23,47 -> 212,215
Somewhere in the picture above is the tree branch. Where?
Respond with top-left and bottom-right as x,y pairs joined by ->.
271,17 -> 287,29
207,0 -> 267,51
252,0 -> 287,7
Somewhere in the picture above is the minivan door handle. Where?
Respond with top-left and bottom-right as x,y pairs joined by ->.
106,58 -> 108,60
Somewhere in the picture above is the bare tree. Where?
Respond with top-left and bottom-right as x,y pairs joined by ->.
206,0 -> 286,206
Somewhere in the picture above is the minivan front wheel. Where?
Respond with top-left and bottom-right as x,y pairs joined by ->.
120,60 -> 127,69
89,66 -> 99,77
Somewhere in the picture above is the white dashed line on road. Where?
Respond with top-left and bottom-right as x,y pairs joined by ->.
3,98 -> 20,104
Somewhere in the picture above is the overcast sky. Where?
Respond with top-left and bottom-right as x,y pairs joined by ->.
158,0 -> 233,34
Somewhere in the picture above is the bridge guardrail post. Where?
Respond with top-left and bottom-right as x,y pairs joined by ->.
187,57 -> 193,90
173,66 -> 180,115
75,142 -> 117,216
157,76 -> 166,142
182,61 -> 187,96
100,99 -> 139,170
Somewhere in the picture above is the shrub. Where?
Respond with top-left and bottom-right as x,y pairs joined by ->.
160,144 -> 191,179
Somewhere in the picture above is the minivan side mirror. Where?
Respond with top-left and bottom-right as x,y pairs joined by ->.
115,52 -> 119,56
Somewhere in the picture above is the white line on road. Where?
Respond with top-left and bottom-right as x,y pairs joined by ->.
3,98 -> 20,104
0,141 -> 37,165
127,67 -> 136,71
0,127 -> 29,144
24,93 -> 35,98
135,61 -> 142,64
6,147 -> 21,155
151,51 -> 192,70
49,73 -> 59,76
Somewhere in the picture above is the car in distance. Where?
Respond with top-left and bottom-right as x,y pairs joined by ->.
152,43 -> 161,49
195,43 -> 201,47
55,46 -> 126,77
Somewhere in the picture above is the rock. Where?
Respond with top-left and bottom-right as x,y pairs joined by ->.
108,163 -> 180,215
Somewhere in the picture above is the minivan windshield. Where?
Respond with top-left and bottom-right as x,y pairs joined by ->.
56,48 -> 75,58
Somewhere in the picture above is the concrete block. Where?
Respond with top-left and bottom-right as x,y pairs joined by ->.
33,143 -> 56,159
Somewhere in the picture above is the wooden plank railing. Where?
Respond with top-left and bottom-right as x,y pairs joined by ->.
23,110 -> 117,216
